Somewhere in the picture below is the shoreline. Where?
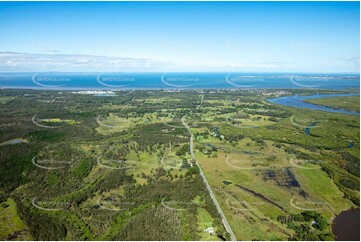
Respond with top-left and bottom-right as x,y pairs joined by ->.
1,86 -> 360,92
331,207 -> 360,241
267,93 -> 360,115
304,96 -> 360,113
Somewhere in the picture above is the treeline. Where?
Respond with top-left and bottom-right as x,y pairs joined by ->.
277,211 -> 333,241
0,143 -> 36,193
114,206 -> 182,240
11,164 -> 225,240
131,123 -> 188,151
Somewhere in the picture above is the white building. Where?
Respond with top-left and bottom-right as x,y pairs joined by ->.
204,227 -> 214,235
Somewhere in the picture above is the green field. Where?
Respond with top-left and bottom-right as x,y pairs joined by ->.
0,198 -> 33,240
0,89 -> 359,241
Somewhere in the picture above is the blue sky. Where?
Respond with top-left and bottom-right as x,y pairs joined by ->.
0,1 -> 359,72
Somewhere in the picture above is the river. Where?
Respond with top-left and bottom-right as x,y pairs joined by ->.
332,208 -> 360,241
268,93 -> 360,240
267,93 -> 360,115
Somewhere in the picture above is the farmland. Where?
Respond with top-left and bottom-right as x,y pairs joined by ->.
0,88 -> 359,240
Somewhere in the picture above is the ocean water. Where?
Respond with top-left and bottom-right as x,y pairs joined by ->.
0,72 -> 359,90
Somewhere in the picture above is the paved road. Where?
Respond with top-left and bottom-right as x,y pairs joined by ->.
198,94 -> 204,108
181,116 -> 237,241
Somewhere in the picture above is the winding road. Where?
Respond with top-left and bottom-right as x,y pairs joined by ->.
181,115 -> 237,241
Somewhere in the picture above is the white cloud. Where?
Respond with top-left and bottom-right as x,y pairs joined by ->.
0,52 -> 176,72
345,55 -> 360,68
227,62 -> 296,70
0,52 -> 300,72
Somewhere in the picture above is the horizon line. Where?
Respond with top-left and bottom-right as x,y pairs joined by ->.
0,71 -> 360,74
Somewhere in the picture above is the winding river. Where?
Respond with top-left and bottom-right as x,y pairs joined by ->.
268,93 -> 360,240
267,93 -> 360,115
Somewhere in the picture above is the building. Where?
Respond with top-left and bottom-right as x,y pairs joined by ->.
204,227 -> 214,235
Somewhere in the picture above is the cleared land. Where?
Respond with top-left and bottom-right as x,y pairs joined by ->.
0,89 -> 359,241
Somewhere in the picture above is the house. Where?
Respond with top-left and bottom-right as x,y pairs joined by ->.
204,227 -> 214,235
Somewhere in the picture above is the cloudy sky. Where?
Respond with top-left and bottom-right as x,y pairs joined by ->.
0,1 -> 359,72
